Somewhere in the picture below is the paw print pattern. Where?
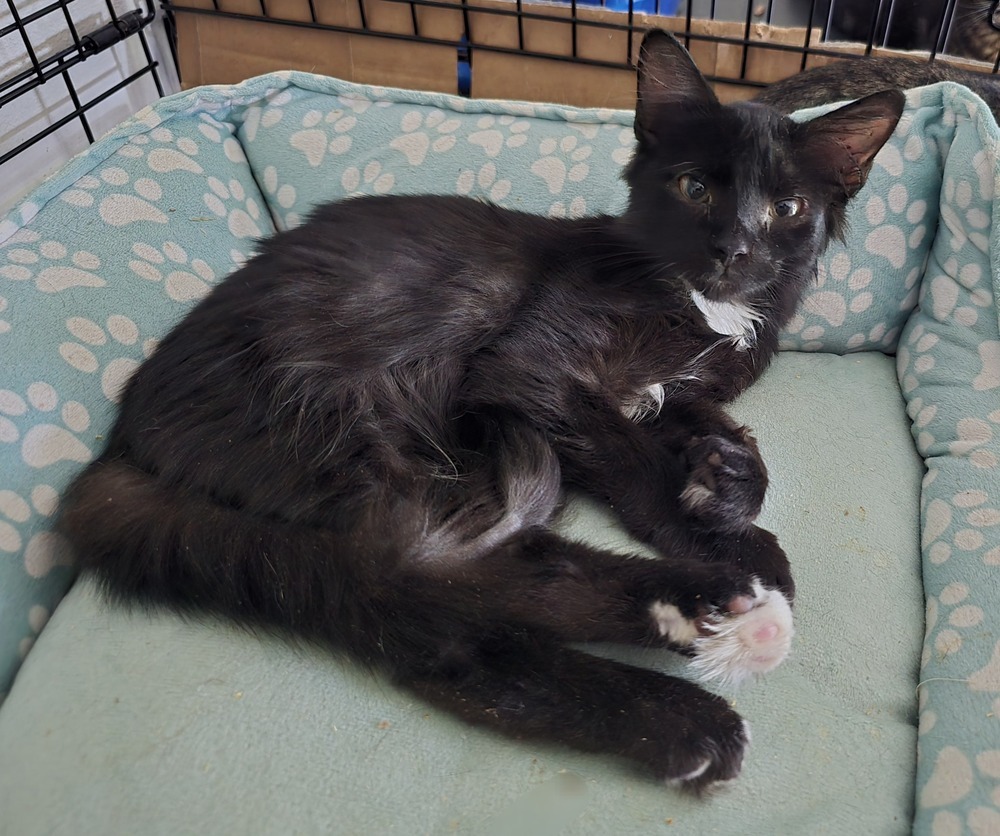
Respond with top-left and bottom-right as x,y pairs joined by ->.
0,228 -> 104,294
341,160 -> 395,197
783,245 -> 912,353
900,326 -> 1000,470
201,175 -> 265,240
466,114 -> 531,158
917,578 -> 999,820
611,127 -> 634,166
52,114 -> 262,257
260,165 -> 301,230
924,255 -> 992,331
531,133 -> 592,196
455,162 -> 512,204
919,471 -> 1000,568
129,240 -> 217,304
0,386 -> 79,582
15,604 -> 50,661
390,109 -> 462,165
190,112 -> 253,167
57,314 -> 156,403
922,581 -> 986,671
241,88 -> 296,144
288,106 -> 358,168
548,196 -> 587,219
941,173 -> 992,257
86,131 -> 203,227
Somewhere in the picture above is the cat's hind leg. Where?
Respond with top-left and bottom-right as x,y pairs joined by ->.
423,528 -> 794,687
398,623 -> 751,792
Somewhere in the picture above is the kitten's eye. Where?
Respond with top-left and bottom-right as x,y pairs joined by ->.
678,174 -> 710,204
773,197 -> 805,218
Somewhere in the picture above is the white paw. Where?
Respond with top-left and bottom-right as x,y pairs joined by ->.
689,580 -> 793,688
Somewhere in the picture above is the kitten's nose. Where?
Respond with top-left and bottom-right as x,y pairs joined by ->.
713,234 -> 751,267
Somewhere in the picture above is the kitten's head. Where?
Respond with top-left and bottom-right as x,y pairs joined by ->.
623,30 -> 903,309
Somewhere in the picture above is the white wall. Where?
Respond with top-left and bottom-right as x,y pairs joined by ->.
0,0 -> 180,216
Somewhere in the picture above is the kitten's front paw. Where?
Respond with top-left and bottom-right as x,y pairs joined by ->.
661,713 -> 751,794
680,429 -> 767,532
688,579 -> 794,687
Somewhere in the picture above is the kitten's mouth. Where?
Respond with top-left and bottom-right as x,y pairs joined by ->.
688,275 -> 745,305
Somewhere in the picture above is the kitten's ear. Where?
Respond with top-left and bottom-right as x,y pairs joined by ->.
635,29 -> 718,145
799,89 -> 905,198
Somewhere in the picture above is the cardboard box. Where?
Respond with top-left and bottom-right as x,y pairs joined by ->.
172,0 -> 995,106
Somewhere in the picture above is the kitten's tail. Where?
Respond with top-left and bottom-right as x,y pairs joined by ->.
58,421 -> 562,672
58,458 -> 442,668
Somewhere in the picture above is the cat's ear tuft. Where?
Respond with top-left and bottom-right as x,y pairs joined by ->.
799,89 -> 905,198
635,29 -> 718,145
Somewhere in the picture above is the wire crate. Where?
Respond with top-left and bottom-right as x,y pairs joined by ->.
164,0 -> 1000,106
0,0 -> 168,167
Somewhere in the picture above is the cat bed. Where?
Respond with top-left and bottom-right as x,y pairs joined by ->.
0,73 -> 997,835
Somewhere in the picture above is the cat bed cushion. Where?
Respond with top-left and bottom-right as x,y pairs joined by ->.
0,74 -> 997,834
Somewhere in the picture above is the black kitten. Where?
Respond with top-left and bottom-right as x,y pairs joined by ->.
59,31 -> 903,791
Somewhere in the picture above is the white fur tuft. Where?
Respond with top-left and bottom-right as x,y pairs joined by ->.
690,290 -> 763,350
649,600 -> 700,645
689,580 -> 794,688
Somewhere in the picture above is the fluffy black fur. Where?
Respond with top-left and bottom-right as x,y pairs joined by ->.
59,31 -> 903,790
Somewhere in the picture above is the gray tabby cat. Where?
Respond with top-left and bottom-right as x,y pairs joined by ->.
757,54 -> 1000,116
828,0 -> 1000,60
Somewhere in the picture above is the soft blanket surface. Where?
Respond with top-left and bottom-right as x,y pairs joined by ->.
0,71 -> 998,833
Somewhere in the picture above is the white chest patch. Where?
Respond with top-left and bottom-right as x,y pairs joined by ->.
690,290 -> 763,350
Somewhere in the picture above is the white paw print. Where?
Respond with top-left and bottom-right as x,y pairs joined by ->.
337,93 -> 373,114
0,421 -> 74,578
929,256 -> 992,328
16,604 -> 51,660
61,125 -> 208,223
192,112 -> 252,166
455,162 -> 512,203
467,114 -> 531,158
201,175 -> 265,240
129,240 -> 217,303
242,89 -> 296,142
0,381 -> 92,474
0,228 -> 104,294
390,109 -> 462,165
341,160 -> 395,195
288,107 -> 357,167
921,471 -> 999,569
922,581 -> 986,672
262,165 -> 301,230
548,196 -> 588,219
612,127 -> 635,166
58,313 -> 156,402
531,134 -> 592,194
73,124 -> 245,228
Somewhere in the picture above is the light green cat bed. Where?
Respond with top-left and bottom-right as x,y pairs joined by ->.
1,74 -> 998,835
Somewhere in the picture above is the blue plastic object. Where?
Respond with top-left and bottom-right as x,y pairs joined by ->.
601,0 -> 679,12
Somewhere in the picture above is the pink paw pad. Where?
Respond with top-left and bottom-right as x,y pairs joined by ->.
689,580 -> 794,687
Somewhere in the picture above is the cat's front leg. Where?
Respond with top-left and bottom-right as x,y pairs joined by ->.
695,524 -> 795,603
678,418 -> 769,534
